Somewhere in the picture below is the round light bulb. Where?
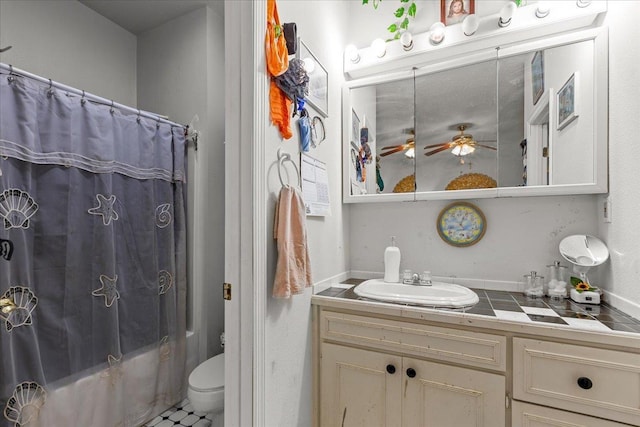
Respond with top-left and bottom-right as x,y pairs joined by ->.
302,57 -> 316,74
345,44 -> 360,63
499,2 -> 517,27
404,147 -> 415,158
429,22 -> 446,45
536,2 -> 550,18
462,14 -> 479,36
371,38 -> 386,58
400,32 -> 413,51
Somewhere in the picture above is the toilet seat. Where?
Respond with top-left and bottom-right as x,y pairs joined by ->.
189,353 -> 225,392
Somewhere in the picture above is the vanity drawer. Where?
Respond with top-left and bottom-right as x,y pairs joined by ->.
513,338 -> 640,426
512,401 -> 629,427
320,310 -> 506,371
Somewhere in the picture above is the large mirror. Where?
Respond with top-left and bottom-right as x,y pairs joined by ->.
343,28 -> 608,202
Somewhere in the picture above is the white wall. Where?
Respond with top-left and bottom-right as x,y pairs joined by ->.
137,5 -> 226,371
599,1 -> 640,317
262,2 -> 349,425
0,0 -> 137,106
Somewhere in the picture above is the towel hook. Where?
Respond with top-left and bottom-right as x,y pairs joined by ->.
277,148 -> 301,188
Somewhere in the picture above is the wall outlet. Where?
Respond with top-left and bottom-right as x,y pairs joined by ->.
603,197 -> 612,223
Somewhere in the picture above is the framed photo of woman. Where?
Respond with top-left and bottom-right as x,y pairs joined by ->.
441,0 -> 475,26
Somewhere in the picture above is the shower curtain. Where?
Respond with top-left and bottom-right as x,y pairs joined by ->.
0,69 -> 187,427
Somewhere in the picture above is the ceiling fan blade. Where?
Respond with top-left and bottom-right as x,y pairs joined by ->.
381,145 -> 403,150
424,145 -> 452,156
380,146 -> 407,156
423,142 -> 450,149
474,143 -> 497,151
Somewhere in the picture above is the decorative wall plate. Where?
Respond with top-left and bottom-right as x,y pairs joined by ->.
436,202 -> 486,247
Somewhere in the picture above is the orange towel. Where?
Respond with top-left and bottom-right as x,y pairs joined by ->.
270,80 -> 292,139
265,0 -> 291,139
273,185 -> 312,298
265,0 -> 288,77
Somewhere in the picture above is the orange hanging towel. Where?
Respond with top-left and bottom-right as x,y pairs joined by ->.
270,80 -> 292,139
265,0 -> 292,139
265,0 -> 288,77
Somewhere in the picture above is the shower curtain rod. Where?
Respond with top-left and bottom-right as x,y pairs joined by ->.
0,62 -> 187,130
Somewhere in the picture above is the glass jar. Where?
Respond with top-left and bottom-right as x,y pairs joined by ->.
523,271 -> 544,298
546,261 -> 568,299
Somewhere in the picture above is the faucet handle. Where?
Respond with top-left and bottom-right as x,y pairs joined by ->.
402,269 -> 414,284
420,271 -> 432,285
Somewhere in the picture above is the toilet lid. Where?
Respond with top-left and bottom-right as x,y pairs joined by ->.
189,353 -> 225,392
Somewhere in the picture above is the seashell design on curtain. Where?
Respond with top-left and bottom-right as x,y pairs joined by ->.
0,69 -> 187,427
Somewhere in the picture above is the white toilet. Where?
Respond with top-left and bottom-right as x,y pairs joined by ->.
187,353 -> 225,414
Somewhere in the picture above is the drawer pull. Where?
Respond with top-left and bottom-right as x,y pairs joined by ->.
386,364 -> 396,374
577,377 -> 593,390
406,368 -> 417,378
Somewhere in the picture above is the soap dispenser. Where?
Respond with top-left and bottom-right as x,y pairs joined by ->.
384,236 -> 401,283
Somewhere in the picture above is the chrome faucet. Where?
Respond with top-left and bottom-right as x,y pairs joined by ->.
403,272 -> 432,286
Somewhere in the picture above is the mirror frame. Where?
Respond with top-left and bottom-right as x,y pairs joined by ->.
342,26 -> 608,203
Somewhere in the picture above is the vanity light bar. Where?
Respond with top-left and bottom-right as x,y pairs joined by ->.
343,0 -> 606,80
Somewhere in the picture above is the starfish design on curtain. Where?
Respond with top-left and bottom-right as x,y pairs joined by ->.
100,354 -> 123,386
87,194 -> 119,225
92,274 -> 120,307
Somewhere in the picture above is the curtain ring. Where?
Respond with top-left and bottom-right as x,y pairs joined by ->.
110,100 -> 115,115
47,79 -> 54,97
81,90 -> 86,106
7,64 -> 14,83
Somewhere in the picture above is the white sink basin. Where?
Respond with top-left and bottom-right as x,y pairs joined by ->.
354,279 -> 479,308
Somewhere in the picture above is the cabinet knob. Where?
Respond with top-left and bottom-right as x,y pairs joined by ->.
386,364 -> 396,374
406,368 -> 416,378
577,377 -> 593,390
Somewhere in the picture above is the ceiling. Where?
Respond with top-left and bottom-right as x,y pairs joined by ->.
79,0 -> 223,35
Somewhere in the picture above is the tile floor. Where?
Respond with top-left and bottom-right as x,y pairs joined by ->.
144,399 -> 213,427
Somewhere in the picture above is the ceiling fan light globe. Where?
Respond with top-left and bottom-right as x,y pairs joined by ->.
460,144 -> 476,156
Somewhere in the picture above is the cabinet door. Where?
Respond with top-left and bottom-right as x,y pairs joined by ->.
512,401 -> 629,427
403,358 -> 506,427
320,343 -> 402,427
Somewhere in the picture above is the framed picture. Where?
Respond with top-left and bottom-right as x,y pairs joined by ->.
297,38 -> 328,118
441,0 -> 475,26
531,50 -> 544,105
351,109 -> 360,147
557,72 -> 579,130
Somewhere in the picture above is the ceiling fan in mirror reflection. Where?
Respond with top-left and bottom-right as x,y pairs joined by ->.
424,124 -> 496,162
379,128 -> 415,158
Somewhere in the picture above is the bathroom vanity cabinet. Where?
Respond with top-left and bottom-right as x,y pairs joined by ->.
318,311 -> 507,426
312,296 -> 640,427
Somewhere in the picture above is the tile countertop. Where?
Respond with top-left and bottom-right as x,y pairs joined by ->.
312,279 -> 640,349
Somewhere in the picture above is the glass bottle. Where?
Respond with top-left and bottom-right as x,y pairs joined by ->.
523,271 -> 544,298
546,261 -> 568,299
